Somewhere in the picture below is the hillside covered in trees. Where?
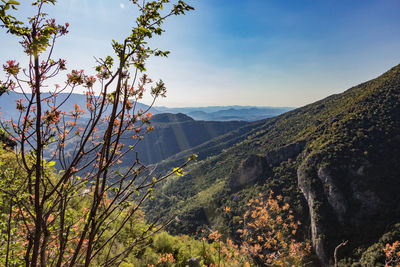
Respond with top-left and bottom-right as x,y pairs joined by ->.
145,64 -> 400,266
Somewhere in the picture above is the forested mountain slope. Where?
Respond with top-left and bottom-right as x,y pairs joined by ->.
147,65 -> 400,266
0,93 -> 254,165
131,113 -> 249,164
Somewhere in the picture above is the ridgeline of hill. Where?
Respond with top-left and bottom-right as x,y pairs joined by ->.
146,65 -> 400,266
0,93 -> 257,165
0,92 -> 291,122
155,106 -> 293,121
54,113 -> 250,168
0,92 -> 152,120
130,113 -> 249,164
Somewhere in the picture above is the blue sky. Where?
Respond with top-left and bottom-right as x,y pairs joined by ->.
1,0 -> 400,107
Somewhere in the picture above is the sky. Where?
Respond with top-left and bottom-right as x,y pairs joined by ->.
1,0 -> 400,107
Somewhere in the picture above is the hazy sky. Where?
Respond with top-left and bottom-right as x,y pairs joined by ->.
1,0 -> 400,107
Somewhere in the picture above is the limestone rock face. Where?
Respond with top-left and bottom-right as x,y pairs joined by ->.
228,154 -> 270,189
317,167 -> 347,223
297,153 -> 399,266
230,132 -> 399,266
265,140 -> 306,166
297,156 -> 329,266
229,140 -> 306,189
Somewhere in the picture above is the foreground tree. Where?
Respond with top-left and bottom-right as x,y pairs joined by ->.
237,191 -> 311,266
195,192 -> 310,266
0,0 -> 193,266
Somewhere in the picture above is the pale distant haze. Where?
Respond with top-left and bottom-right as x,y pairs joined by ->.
1,0 -> 400,107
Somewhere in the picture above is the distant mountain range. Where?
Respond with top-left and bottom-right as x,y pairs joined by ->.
0,91 -> 284,166
0,92 -> 152,121
154,105 -> 293,121
0,92 -> 291,122
0,92 -> 251,165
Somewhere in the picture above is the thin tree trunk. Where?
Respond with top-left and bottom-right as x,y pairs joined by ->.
334,240 -> 348,267
30,43 -> 44,267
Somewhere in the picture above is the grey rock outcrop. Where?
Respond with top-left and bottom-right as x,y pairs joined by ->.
228,154 -> 270,189
265,140 -> 306,166
297,155 -> 329,266
317,167 -> 347,223
297,154 -> 396,266
228,140 -> 307,190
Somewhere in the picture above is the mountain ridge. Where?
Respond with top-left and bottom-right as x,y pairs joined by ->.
146,64 -> 400,266
0,92 -> 291,122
